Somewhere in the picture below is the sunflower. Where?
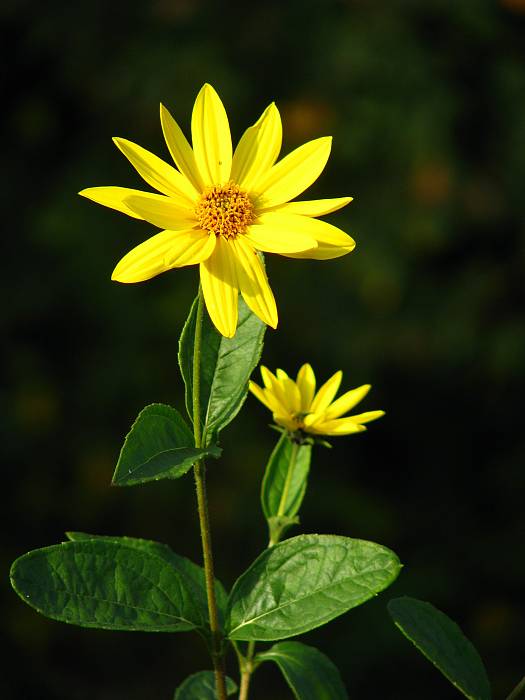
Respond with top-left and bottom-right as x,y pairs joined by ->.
80,84 -> 355,337
249,364 -> 384,437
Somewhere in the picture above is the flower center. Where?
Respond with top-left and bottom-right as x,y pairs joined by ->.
195,181 -> 254,239
292,412 -> 309,429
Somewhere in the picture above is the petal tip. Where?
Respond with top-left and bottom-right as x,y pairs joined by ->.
112,136 -> 125,151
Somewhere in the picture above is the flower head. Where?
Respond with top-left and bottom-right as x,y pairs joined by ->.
79,84 -> 355,337
249,364 -> 384,437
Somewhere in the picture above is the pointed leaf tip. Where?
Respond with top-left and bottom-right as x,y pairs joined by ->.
388,597 -> 491,700
113,403 -> 220,486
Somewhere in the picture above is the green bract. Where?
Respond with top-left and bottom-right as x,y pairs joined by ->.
256,641 -> 348,700
174,671 -> 237,699
179,295 -> 265,446
226,534 -> 401,641
388,597 -> 491,700
261,433 -> 312,520
113,403 -> 221,486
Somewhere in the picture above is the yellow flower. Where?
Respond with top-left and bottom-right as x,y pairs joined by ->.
79,84 -> 355,338
249,364 -> 384,436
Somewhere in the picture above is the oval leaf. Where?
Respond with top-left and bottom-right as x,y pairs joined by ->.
257,641 -> 348,700
388,597 -> 491,700
113,403 -> 221,486
65,532 -> 229,628
179,295 -> 265,446
226,534 -> 401,641
174,671 -> 237,699
261,433 -> 311,519
10,540 -> 207,632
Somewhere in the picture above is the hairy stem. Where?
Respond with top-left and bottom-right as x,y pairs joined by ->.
192,287 -> 227,700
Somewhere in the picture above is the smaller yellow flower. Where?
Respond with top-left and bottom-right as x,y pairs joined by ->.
249,364 -> 384,436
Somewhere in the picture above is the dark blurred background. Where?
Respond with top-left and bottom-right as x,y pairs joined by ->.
3,0 -> 525,698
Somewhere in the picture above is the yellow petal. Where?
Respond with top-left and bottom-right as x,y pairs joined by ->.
308,418 -> 367,436
276,369 -> 289,380
310,371 -> 343,413
244,214 -> 317,254
302,412 -> 324,428
160,103 -> 204,194
165,230 -> 216,268
191,84 -> 232,186
264,196 -> 353,217
230,237 -> 278,329
111,230 -> 195,283
79,186 -> 148,219
200,236 -> 238,338
260,365 -> 275,389
296,363 -> 316,411
231,103 -> 282,190
345,410 -> 385,425
252,136 -> 332,208
249,381 -> 284,414
125,193 -> 196,230
324,384 -> 371,420
260,367 -> 290,412
113,137 -> 197,204
248,380 -> 272,409
281,376 -> 302,413
280,217 -> 356,260
273,414 -> 298,432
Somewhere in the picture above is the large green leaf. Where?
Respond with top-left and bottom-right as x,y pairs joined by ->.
388,597 -> 491,700
261,433 -> 311,519
174,671 -> 237,699
113,403 -> 221,486
65,532 -> 228,627
179,294 -> 265,446
257,641 -> 348,700
10,539 -> 207,632
226,534 -> 401,641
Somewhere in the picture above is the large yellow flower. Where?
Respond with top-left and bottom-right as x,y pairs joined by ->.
249,364 -> 384,436
79,84 -> 355,337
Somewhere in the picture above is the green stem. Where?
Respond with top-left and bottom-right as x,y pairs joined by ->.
192,287 -> 227,700
277,439 -> 299,518
507,677 -> 525,700
238,641 -> 256,700
237,441 -> 299,695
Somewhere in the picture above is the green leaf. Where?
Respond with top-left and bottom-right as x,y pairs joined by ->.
65,532 -> 229,627
257,641 -> 348,700
388,597 -> 491,700
226,534 -> 401,641
261,433 -> 311,519
10,539 -> 207,632
179,295 -> 265,446
113,403 -> 221,486
174,671 -> 237,699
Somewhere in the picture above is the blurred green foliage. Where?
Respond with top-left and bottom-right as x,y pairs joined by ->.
3,0 -> 525,698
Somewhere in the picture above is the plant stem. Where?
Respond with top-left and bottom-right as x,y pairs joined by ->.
507,677 -> 525,700
192,287 -> 227,700
238,641 -> 256,700
277,439 -> 299,517
238,442 -> 299,694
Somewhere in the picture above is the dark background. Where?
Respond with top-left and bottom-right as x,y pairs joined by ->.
3,0 -> 525,698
